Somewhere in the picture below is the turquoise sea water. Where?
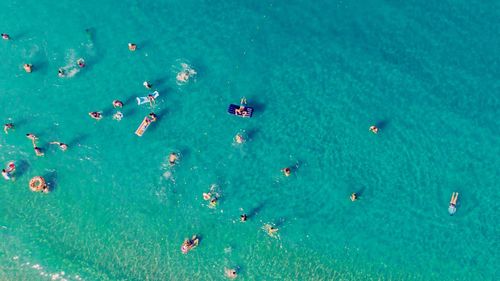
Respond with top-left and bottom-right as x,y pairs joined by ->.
1,0 -> 499,280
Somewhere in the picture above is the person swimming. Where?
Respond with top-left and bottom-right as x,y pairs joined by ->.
1,169 -> 10,180
235,133 -> 244,144
58,68 -> 65,77
350,193 -> 358,202
89,112 -> 103,120
263,224 -> 279,237
143,81 -> 152,89
240,214 -> 247,222
147,94 -> 156,107
113,111 -> 123,121
369,125 -> 379,134
169,152 -> 178,166
224,268 -> 238,279
77,58 -> 85,68
448,192 -> 459,215
23,64 -> 32,73
181,235 -> 199,254
26,133 -> 38,141
34,147 -> 44,156
176,63 -> 197,83
113,100 -> 124,108
128,43 -> 137,51
50,141 -> 68,151
1,33 -> 10,40
282,167 -> 291,177
148,113 -> 157,122
4,123 -> 13,134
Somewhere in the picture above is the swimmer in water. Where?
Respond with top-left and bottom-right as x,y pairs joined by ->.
89,112 -> 103,120
1,33 -> 10,40
4,123 -> 13,134
282,167 -> 291,177
210,197 -> 218,208
77,58 -> 85,68
143,81 -> 152,89
147,94 -> 156,107
23,64 -> 32,73
58,68 -> 65,77
234,133 -> 244,144
128,43 -> 137,51
1,169 -> 10,180
169,152 -> 178,166
263,224 -> 278,237
369,125 -> 379,134
113,100 -> 124,108
224,268 -> 238,279
50,141 -> 68,151
26,133 -> 38,142
240,214 -> 247,222
113,111 -> 123,121
350,193 -> 358,202
448,192 -> 459,216
148,113 -> 157,122
34,147 -> 44,156
203,192 -> 212,200
176,64 -> 197,83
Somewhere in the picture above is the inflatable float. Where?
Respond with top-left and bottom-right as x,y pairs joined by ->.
136,91 -> 159,105
29,176 -> 48,193
227,104 -> 253,118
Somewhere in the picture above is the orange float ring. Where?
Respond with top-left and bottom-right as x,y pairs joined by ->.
29,176 -> 47,192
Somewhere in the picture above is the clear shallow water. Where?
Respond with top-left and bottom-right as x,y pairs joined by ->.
0,0 -> 499,280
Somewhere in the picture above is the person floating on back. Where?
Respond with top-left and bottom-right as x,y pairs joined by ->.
448,192 -> 459,215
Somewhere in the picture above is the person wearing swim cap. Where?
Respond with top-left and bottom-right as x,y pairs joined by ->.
448,192 -> 459,215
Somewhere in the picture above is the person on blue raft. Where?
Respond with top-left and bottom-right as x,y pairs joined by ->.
448,192 -> 459,215
228,97 -> 253,118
